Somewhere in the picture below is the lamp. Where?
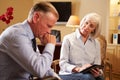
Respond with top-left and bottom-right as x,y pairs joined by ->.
66,15 -> 80,31
118,0 -> 120,4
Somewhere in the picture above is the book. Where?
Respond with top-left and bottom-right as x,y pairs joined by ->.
80,64 -> 104,74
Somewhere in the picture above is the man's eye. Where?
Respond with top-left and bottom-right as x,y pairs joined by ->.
48,25 -> 52,28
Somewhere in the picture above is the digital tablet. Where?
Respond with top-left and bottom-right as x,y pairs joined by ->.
80,64 -> 104,74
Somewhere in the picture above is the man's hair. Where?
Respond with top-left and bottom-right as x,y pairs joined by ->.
79,13 -> 102,38
28,1 -> 59,20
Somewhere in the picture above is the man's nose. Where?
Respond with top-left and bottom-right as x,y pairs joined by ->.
47,30 -> 51,34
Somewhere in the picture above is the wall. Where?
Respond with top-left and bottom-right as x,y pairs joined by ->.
0,0 -> 33,33
79,0 -> 109,37
33,0 -> 80,16
0,0 -> 109,41
34,0 -> 109,41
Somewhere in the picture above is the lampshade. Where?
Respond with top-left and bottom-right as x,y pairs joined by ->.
118,0 -> 120,4
66,15 -> 80,27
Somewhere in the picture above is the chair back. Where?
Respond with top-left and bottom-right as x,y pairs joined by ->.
96,35 -> 112,80
96,34 -> 107,64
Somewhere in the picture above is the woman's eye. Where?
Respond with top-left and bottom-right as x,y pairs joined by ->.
86,22 -> 88,24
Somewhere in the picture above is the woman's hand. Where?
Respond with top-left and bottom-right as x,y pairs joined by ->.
72,64 -> 92,73
72,67 -> 81,73
79,64 -> 92,72
90,68 -> 102,77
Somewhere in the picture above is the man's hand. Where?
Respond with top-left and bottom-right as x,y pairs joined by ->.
40,33 -> 56,45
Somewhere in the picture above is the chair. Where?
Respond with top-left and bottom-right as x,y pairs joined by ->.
52,34 -> 112,80
52,59 -> 60,74
96,35 -> 112,80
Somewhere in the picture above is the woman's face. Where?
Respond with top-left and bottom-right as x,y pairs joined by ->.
80,18 -> 97,37
34,12 -> 57,40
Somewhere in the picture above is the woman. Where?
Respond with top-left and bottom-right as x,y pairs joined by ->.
59,13 -> 104,80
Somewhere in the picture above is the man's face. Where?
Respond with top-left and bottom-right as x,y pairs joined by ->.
34,12 -> 57,40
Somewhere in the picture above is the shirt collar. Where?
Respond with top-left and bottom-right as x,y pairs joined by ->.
22,20 -> 34,40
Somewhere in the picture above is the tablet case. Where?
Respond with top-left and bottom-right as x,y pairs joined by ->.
80,64 -> 104,74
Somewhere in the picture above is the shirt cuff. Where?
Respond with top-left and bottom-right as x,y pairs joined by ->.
67,65 -> 76,73
43,43 -> 55,55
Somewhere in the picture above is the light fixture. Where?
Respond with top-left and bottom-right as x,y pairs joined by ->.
66,15 -> 80,31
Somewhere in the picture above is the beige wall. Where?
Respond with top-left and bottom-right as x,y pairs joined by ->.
0,0 -> 109,41
80,0 -> 109,37
0,0 -> 33,33
34,0 -> 109,41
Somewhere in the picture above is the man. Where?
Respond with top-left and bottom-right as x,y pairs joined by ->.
0,2 -> 59,80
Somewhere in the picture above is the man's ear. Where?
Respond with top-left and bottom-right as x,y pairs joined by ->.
32,12 -> 40,23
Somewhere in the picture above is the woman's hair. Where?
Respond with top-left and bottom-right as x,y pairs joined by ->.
28,1 -> 59,20
79,13 -> 102,38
